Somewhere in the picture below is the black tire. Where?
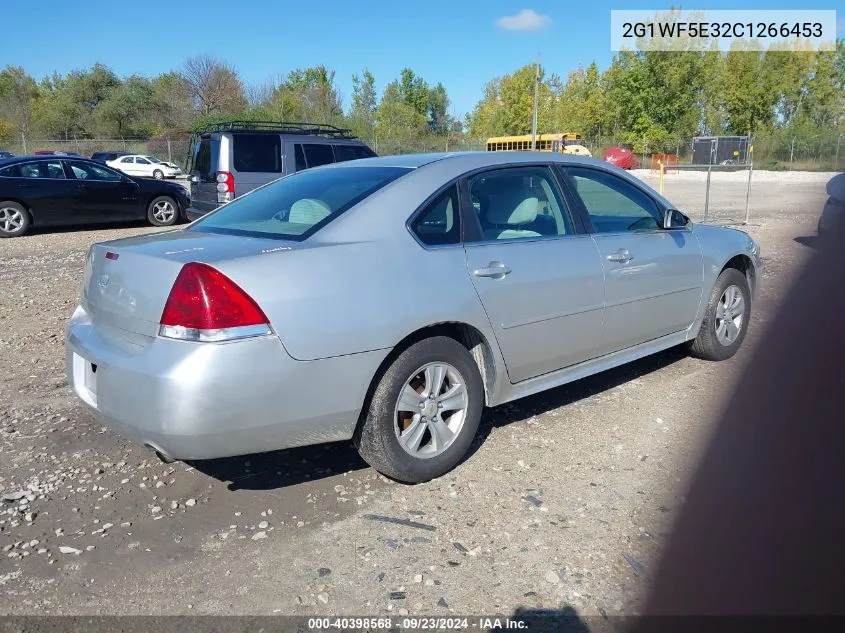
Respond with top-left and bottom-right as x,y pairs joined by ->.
688,268 -> 751,361
355,336 -> 484,483
0,201 -> 31,238
152,169 -> 164,180
147,196 -> 179,227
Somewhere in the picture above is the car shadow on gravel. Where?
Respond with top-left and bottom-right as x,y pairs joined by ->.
467,345 -> 690,462
190,346 -> 688,492
187,440 -> 370,492
504,605 -> 594,632
794,235 -> 822,248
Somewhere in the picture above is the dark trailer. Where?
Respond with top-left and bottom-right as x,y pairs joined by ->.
692,136 -> 750,165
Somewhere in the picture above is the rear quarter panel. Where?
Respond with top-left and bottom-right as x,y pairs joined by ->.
212,166 -> 498,362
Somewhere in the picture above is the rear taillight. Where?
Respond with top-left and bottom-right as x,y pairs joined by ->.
216,171 -> 234,204
159,262 -> 271,342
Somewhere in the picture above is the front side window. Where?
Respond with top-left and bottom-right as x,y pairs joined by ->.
564,167 -> 661,233
468,166 -> 573,241
303,144 -> 335,168
67,161 -> 122,181
190,166 -> 410,240
233,134 -> 282,173
410,185 -> 460,246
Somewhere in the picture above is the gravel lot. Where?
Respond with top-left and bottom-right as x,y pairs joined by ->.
0,170 -> 832,618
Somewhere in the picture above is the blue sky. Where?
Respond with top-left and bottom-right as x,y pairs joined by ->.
3,0 -> 842,118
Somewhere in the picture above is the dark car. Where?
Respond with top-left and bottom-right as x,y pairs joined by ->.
0,156 -> 190,238
33,150 -> 82,156
91,150 -> 132,163
0,150 -> 13,159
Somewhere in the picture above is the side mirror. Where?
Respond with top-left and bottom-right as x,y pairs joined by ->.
663,208 -> 689,230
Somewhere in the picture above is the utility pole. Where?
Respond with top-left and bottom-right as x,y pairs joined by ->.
530,55 -> 540,150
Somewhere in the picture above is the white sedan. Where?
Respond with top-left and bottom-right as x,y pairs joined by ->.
107,155 -> 181,179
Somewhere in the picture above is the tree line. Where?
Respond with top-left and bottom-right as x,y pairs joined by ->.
0,56 -> 461,147
468,40 -> 845,153
1,40 -> 843,157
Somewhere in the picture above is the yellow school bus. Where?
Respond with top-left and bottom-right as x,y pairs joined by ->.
485,132 -> 590,155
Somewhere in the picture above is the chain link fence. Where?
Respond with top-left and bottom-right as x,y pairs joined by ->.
0,137 -> 196,167
578,132 -> 844,172
4,134 -> 841,171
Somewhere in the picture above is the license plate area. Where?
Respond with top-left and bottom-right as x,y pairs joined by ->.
73,352 -> 98,408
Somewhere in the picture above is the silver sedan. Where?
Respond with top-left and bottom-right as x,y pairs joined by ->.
65,152 -> 761,483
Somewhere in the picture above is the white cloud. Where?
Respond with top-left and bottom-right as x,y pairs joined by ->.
496,9 -> 552,31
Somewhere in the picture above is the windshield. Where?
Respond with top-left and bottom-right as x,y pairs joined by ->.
146,156 -> 162,163
189,166 -> 411,240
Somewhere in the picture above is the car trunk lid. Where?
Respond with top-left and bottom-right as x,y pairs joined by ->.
81,230 -> 299,338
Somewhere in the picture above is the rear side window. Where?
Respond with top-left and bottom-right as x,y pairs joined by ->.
294,144 -> 307,172
190,166 -> 410,240
3,161 -> 65,178
411,185 -> 461,246
334,145 -> 376,162
193,138 -> 221,181
303,144 -> 335,168
233,134 -> 282,173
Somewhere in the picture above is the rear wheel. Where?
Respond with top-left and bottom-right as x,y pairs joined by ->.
688,268 -> 751,361
355,336 -> 484,483
0,201 -> 31,238
147,196 -> 178,227
152,169 -> 164,180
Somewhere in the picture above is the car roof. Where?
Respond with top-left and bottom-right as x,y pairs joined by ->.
0,155 -> 95,165
323,151 -> 610,170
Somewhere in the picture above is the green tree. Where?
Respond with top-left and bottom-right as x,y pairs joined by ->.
375,82 -> 427,141
150,72 -> 195,135
35,72 -> 85,139
97,75 -> 154,137
0,66 -> 39,145
349,69 -> 377,138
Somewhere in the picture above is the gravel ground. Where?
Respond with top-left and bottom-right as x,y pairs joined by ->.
0,171 -> 832,618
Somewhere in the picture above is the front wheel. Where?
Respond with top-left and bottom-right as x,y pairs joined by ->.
147,196 -> 179,227
152,169 -> 164,180
355,336 -> 484,483
688,268 -> 751,361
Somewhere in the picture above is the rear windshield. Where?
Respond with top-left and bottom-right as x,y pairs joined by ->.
233,134 -> 282,173
193,138 -> 220,181
334,144 -> 377,162
189,166 -> 410,240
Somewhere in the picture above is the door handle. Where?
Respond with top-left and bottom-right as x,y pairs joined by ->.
473,261 -> 512,279
607,249 -> 633,263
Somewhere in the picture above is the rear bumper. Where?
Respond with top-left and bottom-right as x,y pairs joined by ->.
65,305 -> 386,460
185,206 -> 214,222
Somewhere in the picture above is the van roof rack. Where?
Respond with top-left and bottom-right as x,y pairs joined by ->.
197,120 -> 357,139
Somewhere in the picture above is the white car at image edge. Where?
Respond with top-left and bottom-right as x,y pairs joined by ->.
107,154 -> 182,179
